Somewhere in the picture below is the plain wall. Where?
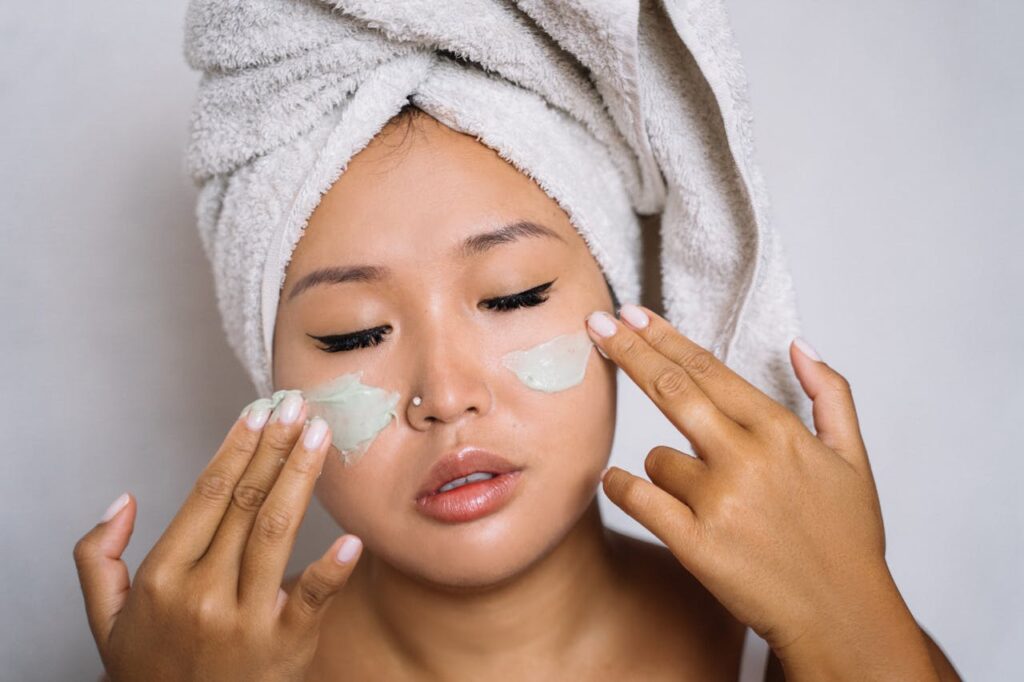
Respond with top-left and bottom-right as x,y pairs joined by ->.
1,1 -> 1020,679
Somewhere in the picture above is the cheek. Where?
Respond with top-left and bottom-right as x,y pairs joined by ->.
500,344 -> 616,529
313,443 -> 405,537
499,329 -> 617,469
500,327 -> 616,445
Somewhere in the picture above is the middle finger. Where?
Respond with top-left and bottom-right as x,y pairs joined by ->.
238,415 -> 332,608
616,304 -> 782,429
201,391 -> 308,576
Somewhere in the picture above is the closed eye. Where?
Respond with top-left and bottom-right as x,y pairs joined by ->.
479,279 -> 555,311
308,325 -> 392,353
309,279 -> 556,353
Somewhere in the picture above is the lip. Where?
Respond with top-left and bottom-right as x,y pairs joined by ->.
415,448 -> 524,524
416,447 -> 522,498
415,470 -> 523,523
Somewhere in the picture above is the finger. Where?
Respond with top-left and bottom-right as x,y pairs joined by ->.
239,416 -> 331,606
202,392 -> 308,577
586,309 -> 746,458
280,534 -> 362,634
643,445 -> 708,507
72,493 -> 136,650
789,338 -> 870,473
617,304 -> 782,428
601,467 -> 702,558
149,405 -> 270,565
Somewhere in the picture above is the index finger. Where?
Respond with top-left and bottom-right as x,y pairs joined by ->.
148,402 -> 272,566
614,304 -> 783,428
585,309 -> 745,457
238,416 -> 332,608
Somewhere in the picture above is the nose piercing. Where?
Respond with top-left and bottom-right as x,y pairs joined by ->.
412,395 -> 422,406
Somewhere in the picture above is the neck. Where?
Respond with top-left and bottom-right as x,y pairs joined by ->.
341,498 -> 624,677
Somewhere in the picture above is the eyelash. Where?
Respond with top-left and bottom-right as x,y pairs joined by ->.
309,280 -> 555,353
479,280 -> 554,312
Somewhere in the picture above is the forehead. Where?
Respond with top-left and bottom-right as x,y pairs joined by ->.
292,114 -> 584,267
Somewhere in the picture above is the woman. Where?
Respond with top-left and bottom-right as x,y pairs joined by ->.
74,107 -> 960,681
74,1 -> 961,679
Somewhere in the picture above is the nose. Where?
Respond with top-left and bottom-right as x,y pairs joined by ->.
405,325 -> 493,432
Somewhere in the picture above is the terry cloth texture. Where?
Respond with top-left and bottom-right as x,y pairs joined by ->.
183,0 -> 810,425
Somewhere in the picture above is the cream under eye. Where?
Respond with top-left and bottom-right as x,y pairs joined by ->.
501,329 -> 594,392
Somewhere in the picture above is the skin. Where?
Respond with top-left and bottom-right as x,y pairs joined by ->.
73,111 -> 962,681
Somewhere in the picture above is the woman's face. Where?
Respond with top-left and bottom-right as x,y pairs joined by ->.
272,113 -> 617,587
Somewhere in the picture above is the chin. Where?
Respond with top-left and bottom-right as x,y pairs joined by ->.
384,515 -> 575,591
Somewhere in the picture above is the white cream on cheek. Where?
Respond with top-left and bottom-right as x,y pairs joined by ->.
499,329 -> 595,392
260,373 -> 399,467
303,371 -> 400,466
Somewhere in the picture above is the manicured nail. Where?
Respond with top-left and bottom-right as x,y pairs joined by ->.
600,466 -> 611,480
100,492 -> 129,523
303,417 -> 329,450
619,304 -> 649,329
246,405 -> 271,430
587,311 -> 617,338
271,391 -> 304,425
240,398 -> 272,430
793,336 -> 822,362
336,536 -> 362,563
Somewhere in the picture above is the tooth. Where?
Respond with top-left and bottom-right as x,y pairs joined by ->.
437,472 -> 496,493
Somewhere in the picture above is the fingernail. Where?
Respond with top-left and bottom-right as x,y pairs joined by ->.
587,311 -> 617,338
240,398 -> 272,430
100,492 -> 129,523
619,303 -> 649,329
793,336 -> 822,362
271,391 -> 304,425
600,466 -> 611,480
246,405 -> 271,430
336,536 -> 362,563
303,417 -> 329,450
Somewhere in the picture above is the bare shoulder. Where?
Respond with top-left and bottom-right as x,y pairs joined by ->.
604,528 -> 749,680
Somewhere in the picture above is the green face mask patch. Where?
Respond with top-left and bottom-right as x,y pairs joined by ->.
251,374 -> 399,467
499,329 -> 594,393
304,371 -> 400,466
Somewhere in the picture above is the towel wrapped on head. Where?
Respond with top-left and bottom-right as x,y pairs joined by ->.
183,0 -> 809,424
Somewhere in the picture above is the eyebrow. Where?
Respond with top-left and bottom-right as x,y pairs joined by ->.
286,219 -> 566,301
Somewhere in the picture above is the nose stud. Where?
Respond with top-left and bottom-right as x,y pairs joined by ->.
411,395 -> 422,406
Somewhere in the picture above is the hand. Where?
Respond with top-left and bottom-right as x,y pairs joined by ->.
585,304 -> 923,665
72,395 -> 363,681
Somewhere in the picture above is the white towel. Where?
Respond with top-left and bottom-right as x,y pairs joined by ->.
183,0 -> 810,425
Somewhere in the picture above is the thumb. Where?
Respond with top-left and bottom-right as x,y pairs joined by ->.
280,534 -> 362,633
72,492 -> 136,651
789,338 -> 871,475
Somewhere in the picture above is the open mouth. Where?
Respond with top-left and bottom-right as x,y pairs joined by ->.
435,471 -> 498,494
416,470 -> 524,523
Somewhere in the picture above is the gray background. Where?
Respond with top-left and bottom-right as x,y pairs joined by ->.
2,1 -> 1020,679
